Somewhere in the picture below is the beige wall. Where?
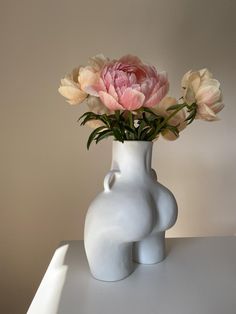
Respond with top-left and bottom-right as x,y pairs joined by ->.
1,0 -> 236,312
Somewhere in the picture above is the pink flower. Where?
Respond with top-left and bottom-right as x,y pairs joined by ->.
90,55 -> 169,111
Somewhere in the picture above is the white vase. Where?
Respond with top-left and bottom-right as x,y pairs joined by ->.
84,141 -> 178,281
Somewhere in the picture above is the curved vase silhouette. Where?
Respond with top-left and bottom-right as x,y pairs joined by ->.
84,141 -> 178,281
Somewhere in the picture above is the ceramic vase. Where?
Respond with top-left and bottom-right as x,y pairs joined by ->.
84,140 -> 178,281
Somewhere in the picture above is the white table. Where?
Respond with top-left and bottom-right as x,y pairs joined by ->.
27,237 -> 236,314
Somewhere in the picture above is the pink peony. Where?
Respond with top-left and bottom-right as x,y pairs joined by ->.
90,55 -> 169,111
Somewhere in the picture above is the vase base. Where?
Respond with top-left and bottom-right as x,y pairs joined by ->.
90,269 -> 135,282
133,254 -> 166,265
133,232 -> 166,265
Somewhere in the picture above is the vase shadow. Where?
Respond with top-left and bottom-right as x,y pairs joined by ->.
56,238 -> 196,313
56,241 -> 140,314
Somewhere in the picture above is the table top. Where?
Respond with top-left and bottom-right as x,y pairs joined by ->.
27,237 -> 236,314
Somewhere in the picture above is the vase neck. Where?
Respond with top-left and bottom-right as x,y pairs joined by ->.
111,141 -> 153,178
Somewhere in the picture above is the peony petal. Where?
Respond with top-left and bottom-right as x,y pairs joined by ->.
184,85 -> 196,105
144,83 -> 169,108
169,115 -> 187,131
199,68 -> 213,80
199,78 -> 220,89
189,72 -> 201,94
153,96 -> 177,116
210,101 -> 224,114
118,54 -> 142,65
88,54 -> 109,71
196,84 -> 221,105
58,86 -> 87,105
129,72 -> 137,85
89,77 -> 107,96
120,88 -> 145,110
158,71 -> 168,85
196,103 -> 219,121
58,86 -> 79,98
60,77 -> 77,88
181,70 -> 192,88
114,71 -> 129,89
79,67 -> 100,96
71,67 -> 80,82
140,81 -> 150,96
99,91 -> 124,110
108,84 -> 119,101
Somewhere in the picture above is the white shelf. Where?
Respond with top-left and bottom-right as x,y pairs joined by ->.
27,237 -> 236,314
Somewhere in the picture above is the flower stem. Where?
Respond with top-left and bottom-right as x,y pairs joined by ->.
155,103 -> 187,133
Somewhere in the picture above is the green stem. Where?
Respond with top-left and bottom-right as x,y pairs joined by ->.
129,111 -> 133,128
155,103 -> 187,133
127,111 -> 133,140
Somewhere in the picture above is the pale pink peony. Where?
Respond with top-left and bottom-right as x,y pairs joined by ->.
89,55 -> 169,111
153,97 -> 187,140
182,69 -> 224,121
58,67 -> 87,105
79,54 -> 109,96
58,54 -> 109,105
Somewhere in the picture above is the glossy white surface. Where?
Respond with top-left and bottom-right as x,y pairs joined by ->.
84,141 -> 178,281
28,237 -> 236,314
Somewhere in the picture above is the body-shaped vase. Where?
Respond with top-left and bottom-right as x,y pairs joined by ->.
84,141 -> 178,281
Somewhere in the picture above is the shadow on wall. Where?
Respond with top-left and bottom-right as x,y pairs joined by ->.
163,146 -> 236,237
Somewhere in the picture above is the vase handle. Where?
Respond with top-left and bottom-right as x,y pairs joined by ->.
104,170 -> 120,192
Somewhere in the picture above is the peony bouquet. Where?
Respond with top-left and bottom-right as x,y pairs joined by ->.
59,54 -> 224,149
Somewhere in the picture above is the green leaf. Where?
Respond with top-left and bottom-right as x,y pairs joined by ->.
80,113 -> 99,125
142,112 -> 150,124
146,127 -> 159,141
123,125 -> 136,134
147,120 -> 165,140
117,122 -> 126,139
137,120 -> 147,138
87,126 -> 107,150
78,111 -> 92,121
143,108 -> 161,118
112,127 -> 124,142
166,104 -> 182,111
119,111 -> 128,122
128,112 -> 134,128
140,126 -> 152,140
95,130 -> 114,143
100,114 -> 112,127
78,112 -> 97,123
185,107 -> 197,125
115,110 -> 120,120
